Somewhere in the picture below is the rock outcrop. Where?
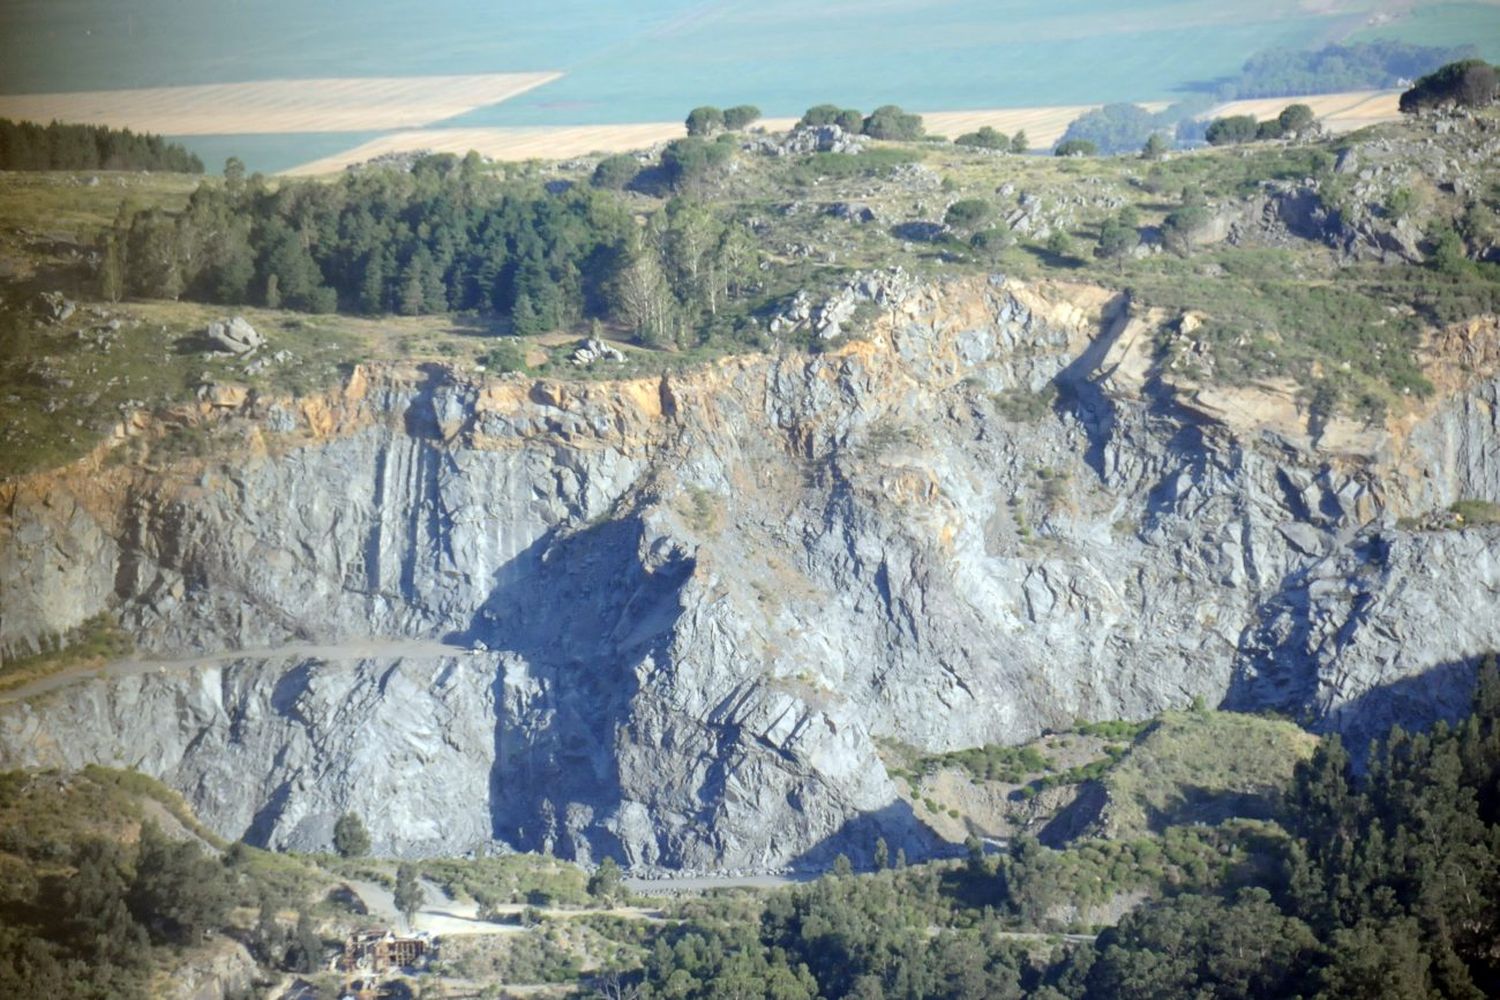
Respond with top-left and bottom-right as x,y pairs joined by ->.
3,274 -> 1499,867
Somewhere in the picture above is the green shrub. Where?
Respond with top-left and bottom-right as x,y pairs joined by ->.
1054,139 -> 1097,157
955,126 -> 1008,150
943,198 -> 993,231
591,154 -> 639,190
1450,499 -> 1500,525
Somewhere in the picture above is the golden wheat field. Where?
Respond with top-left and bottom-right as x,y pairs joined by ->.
1206,89 -> 1402,128
0,73 -> 561,135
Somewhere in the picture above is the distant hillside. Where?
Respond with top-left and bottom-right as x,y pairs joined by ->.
1213,40 -> 1479,99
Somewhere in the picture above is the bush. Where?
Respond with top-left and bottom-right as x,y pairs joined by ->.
1054,139 -> 1097,157
1450,500 -> 1500,525
969,226 -> 1014,261
955,126 -> 1008,150
1059,103 -> 1161,155
591,154 -> 638,190
1205,115 -> 1261,145
587,857 -> 623,901
1256,118 -> 1286,141
800,104 -> 841,127
1162,202 -> 1211,253
482,341 -> 529,374
1096,217 -> 1137,261
332,812 -> 370,858
943,198 -> 993,231
834,109 -> 865,134
661,136 -> 733,189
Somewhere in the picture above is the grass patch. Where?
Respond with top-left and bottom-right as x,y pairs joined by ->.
1450,499 -> 1500,525
0,765 -> 226,867
81,765 -> 227,849
418,853 -> 591,908
0,170 -> 199,242
1095,710 -> 1317,840
0,612 -> 132,693
991,384 -> 1057,423
783,147 -> 924,186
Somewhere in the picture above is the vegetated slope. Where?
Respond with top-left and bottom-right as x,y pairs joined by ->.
1086,710 -> 1318,839
0,766 -> 264,999
614,664 -> 1500,999
1,110 -> 1499,870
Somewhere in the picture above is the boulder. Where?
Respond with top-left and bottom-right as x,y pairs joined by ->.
35,291 -> 76,324
828,202 -> 879,224
206,316 -> 265,355
571,338 -> 626,366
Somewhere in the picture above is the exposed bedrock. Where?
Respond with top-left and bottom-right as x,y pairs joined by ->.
3,276 -> 1498,865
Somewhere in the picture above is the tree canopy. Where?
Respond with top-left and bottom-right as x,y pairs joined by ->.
1400,59 -> 1500,113
1053,139 -> 1097,157
1219,40 -> 1480,100
722,105 -> 762,130
685,106 -> 725,136
332,812 -> 370,858
862,105 -> 924,141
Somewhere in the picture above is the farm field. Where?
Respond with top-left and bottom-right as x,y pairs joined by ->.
0,73 -> 560,135
0,1 -> 1490,172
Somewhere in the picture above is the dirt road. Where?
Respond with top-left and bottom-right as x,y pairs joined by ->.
0,638 -> 482,706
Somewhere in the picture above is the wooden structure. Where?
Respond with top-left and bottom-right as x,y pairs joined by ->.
340,928 -> 431,975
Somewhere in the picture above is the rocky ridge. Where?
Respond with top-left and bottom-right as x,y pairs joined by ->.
2,273 -> 1499,867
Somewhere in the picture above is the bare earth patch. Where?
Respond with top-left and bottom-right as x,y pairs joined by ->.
0,72 -> 561,135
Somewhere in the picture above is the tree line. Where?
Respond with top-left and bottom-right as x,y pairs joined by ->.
0,118 -> 203,173
105,151 -> 759,346
799,104 -> 925,140
1213,40 -> 1480,100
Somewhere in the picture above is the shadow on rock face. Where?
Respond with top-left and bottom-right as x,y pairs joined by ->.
451,515 -> 694,863
787,798 -> 945,872
1320,657 -> 1483,768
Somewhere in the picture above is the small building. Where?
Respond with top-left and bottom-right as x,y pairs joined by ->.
340,928 -> 431,975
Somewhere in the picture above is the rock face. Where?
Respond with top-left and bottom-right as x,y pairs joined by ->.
3,275 -> 1500,867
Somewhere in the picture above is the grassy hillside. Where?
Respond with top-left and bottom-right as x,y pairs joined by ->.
1092,709 -> 1319,839
4,107 -> 1497,481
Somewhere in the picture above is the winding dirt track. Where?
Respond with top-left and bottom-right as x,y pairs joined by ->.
0,638 -> 480,705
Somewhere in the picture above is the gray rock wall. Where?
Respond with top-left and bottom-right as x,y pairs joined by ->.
3,276 -> 1498,867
